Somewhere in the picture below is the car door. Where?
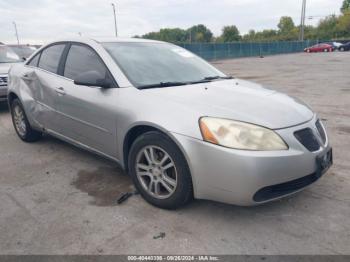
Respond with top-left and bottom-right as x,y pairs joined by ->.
23,43 -> 67,132
313,44 -> 320,52
56,43 -> 118,157
345,43 -> 350,51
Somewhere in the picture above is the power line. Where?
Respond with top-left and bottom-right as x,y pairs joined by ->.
308,12 -> 350,20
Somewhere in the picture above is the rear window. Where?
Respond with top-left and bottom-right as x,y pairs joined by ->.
38,44 -> 65,74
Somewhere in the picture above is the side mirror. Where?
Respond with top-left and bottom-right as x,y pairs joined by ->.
74,71 -> 112,89
22,57 -> 27,61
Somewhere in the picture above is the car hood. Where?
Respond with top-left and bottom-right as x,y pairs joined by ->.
0,63 -> 16,74
142,79 -> 314,130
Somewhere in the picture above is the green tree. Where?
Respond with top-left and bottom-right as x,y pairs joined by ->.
142,31 -> 161,40
341,0 -> 350,13
336,11 -> 350,37
187,24 -> 213,42
142,28 -> 187,42
303,25 -> 318,40
242,30 -> 256,41
317,15 -> 339,39
278,16 -> 295,35
159,28 -> 187,42
259,29 -> 279,40
221,25 -> 241,42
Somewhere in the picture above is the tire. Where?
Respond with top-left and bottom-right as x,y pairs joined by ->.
306,49 -> 310,53
324,49 -> 328,52
10,99 -> 42,142
128,131 -> 193,209
340,47 -> 345,52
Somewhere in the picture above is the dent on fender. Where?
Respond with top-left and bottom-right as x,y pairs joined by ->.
20,70 -> 43,123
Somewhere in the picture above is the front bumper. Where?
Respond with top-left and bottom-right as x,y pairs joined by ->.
171,116 -> 331,206
0,74 -> 8,101
0,85 -> 7,101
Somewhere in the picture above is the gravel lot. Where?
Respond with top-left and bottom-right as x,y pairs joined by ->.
0,52 -> 349,255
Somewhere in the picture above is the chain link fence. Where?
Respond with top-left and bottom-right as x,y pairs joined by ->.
178,40 -> 320,60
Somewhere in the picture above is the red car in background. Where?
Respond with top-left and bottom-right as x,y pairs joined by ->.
304,43 -> 333,53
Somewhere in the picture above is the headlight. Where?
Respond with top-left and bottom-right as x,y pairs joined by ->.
199,117 -> 288,151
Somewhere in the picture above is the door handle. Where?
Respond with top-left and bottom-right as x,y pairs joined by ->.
55,87 -> 66,95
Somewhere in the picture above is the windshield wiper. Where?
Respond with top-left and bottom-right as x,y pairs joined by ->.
137,76 -> 234,90
203,75 -> 234,81
138,81 -> 189,90
185,75 -> 234,85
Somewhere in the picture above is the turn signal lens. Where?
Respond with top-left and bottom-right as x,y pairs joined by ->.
199,120 -> 219,144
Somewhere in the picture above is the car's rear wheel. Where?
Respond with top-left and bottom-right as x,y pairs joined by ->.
10,99 -> 42,142
340,47 -> 345,52
324,49 -> 328,52
128,131 -> 193,209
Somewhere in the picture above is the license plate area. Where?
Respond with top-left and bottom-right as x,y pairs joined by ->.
316,148 -> 333,177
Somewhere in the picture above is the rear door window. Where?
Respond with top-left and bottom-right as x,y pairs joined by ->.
38,44 -> 65,74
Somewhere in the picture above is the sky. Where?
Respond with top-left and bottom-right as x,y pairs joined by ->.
0,0 -> 344,44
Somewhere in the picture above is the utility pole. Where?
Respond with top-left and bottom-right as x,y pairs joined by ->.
13,21 -> 20,45
111,3 -> 118,37
299,0 -> 307,41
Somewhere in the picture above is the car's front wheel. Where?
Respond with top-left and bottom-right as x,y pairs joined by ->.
10,99 -> 42,142
340,47 -> 345,52
128,131 -> 193,209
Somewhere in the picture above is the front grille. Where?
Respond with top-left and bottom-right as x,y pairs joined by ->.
316,120 -> 326,145
0,75 -> 8,86
253,171 -> 323,202
294,128 -> 320,152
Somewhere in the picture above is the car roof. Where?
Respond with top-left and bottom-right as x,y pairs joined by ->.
93,37 -> 164,44
46,37 -> 165,46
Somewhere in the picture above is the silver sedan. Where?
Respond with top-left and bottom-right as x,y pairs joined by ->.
7,38 -> 332,209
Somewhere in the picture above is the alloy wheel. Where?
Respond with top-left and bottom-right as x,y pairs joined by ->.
135,146 -> 178,199
13,105 -> 27,137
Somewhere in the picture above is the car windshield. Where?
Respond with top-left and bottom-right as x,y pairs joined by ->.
0,46 -> 22,63
102,42 -> 227,88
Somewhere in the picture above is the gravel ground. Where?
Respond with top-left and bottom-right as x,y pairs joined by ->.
0,52 -> 349,255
